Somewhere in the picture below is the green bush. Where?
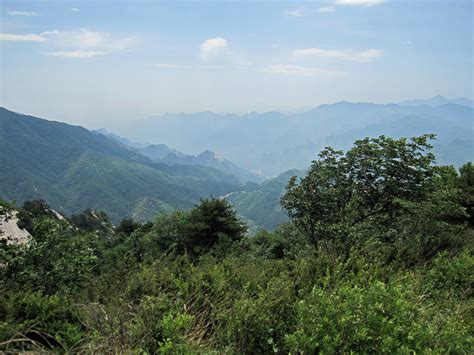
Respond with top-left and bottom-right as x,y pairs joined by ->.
427,250 -> 474,298
215,272 -> 296,353
286,270 -> 474,353
128,295 -> 193,353
0,292 -> 84,352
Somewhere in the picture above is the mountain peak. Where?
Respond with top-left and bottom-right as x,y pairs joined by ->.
198,150 -> 225,162
398,95 -> 473,108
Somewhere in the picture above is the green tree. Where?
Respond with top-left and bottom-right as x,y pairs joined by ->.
184,198 -> 247,257
115,218 -> 141,236
70,209 -> 113,235
143,210 -> 189,258
281,134 -> 437,252
458,162 -> 474,225
3,218 -> 98,294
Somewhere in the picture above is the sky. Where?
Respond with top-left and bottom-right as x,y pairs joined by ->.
0,0 -> 472,128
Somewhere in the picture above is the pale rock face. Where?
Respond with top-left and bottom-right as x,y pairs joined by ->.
0,211 -> 31,245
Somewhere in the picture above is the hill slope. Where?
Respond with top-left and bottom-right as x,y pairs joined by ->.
226,169 -> 304,231
0,107 -> 242,221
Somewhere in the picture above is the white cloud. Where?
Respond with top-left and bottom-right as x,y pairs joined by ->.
43,50 -> 109,58
294,48 -> 383,62
0,28 -> 135,59
154,63 -> 182,68
263,64 -> 345,78
199,37 -> 229,61
284,6 -> 335,16
318,6 -> 336,13
71,8 -> 79,12
45,29 -> 136,54
0,33 -> 47,42
58,29 -> 111,49
283,8 -> 308,17
334,0 -> 385,6
7,10 -> 38,16
0,28 -> 135,53
40,30 -> 60,36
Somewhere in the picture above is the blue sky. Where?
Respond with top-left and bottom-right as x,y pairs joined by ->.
0,0 -> 472,128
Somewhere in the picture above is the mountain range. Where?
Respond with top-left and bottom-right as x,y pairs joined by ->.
1,95 -> 472,229
116,96 -> 473,176
0,107 -> 247,222
96,129 -> 264,184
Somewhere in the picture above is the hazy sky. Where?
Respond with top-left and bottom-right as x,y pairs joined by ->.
0,0 -> 472,128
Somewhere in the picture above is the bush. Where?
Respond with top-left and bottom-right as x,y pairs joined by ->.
0,292 -> 84,352
427,250 -> 474,298
128,295 -> 193,353
286,267 -> 474,353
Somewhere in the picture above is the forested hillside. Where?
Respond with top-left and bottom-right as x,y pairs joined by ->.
1,135 -> 472,353
0,107 -> 244,222
226,169 -> 303,230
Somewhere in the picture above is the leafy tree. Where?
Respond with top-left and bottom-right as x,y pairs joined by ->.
70,209 -> 113,235
458,162 -> 474,225
115,218 -> 141,236
143,210 -> 189,258
3,218 -> 98,294
281,135 -> 437,252
184,198 -> 247,257
17,200 -> 58,232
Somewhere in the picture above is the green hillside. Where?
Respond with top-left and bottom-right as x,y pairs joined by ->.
227,169 -> 304,230
0,107 -> 241,221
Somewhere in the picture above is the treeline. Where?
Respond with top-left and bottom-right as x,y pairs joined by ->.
1,135 -> 473,353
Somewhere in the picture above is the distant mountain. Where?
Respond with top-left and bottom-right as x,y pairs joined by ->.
119,100 -> 473,175
398,95 -> 474,108
98,130 -> 263,183
141,146 -> 264,184
140,144 -> 185,160
95,128 -> 147,149
0,107 -> 242,222
326,111 -> 474,167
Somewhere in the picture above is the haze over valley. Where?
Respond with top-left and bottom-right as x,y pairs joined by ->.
115,95 -> 474,176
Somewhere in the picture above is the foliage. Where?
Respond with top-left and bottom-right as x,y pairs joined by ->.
281,135 -> 441,253
183,198 -> 247,257
0,107 -> 242,223
286,271 -> 472,353
1,136 -> 473,353
0,292 -> 83,352
459,162 -> 474,225
70,209 -> 114,235
2,217 -> 99,294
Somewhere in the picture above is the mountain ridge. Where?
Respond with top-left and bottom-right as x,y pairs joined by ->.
0,107 -> 244,222
117,99 -> 473,176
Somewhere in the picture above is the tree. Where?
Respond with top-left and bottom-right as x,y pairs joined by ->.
183,198 -> 247,257
458,162 -> 474,226
143,210 -> 189,258
70,209 -> 113,235
3,218 -> 98,294
280,134 -> 438,252
116,218 -> 140,236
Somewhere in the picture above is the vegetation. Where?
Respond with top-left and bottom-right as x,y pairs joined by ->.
227,169 -> 303,231
0,107 -> 242,223
1,135 -> 473,353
